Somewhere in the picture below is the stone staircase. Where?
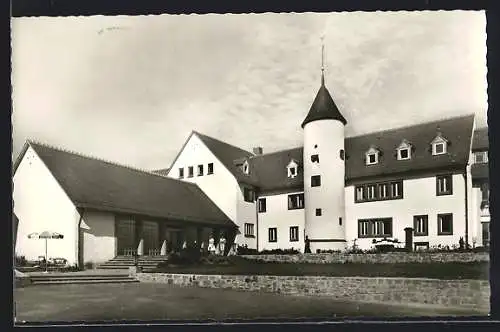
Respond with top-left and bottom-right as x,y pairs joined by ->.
28,273 -> 138,286
96,255 -> 169,271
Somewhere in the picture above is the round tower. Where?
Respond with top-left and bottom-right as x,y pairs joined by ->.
301,57 -> 347,253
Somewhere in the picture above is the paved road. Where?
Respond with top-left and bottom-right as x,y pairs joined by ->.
14,283 -> 487,323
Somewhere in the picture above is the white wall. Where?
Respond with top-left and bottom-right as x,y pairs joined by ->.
80,210 -> 116,264
13,145 -> 79,265
166,133 -> 242,241
257,191 -> 305,252
345,173 -> 467,250
235,184 -> 258,248
470,187 -> 482,247
303,120 -> 346,252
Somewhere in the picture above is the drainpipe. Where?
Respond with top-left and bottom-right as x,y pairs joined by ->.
463,171 -> 469,249
76,208 -> 84,269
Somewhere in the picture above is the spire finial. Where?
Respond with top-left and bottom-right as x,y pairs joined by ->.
321,35 -> 325,86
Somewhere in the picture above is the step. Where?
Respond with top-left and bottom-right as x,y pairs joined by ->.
31,279 -> 139,285
30,275 -> 131,282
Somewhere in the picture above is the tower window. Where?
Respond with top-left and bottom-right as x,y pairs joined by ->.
188,166 -> 194,178
340,149 -> 345,160
311,175 -> 321,187
207,163 -> 214,174
178,168 -> 184,179
316,208 -> 322,216
339,217 -> 342,226
311,154 -> 319,163
198,165 -> 204,176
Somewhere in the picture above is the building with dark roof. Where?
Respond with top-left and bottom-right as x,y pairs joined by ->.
164,73 -> 489,253
13,69 -> 490,262
13,141 -> 236,266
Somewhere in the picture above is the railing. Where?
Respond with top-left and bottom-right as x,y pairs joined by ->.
148,249 -> 161,256
123,248 -> 137,256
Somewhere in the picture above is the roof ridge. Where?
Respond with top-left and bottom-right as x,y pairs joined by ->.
249,146 -> 302,159
27,139 -> 197,185
194,130 -> 254,155
346,113 -> 475,140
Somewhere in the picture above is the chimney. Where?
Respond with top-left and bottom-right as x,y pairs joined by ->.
253,147 -> 263,155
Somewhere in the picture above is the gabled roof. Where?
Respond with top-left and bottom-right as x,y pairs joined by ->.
20,142 -> 235,228
194,132 -> 260,185
471,163 -> 489,181
248,147 -> 304,192
301,79 -> 347,128
345,114 -> 474,181
246,114 -> 476,191
472,127 -> 488,151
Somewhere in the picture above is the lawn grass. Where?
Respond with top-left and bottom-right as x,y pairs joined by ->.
14,282 -> 487,322
151,257 -> 489,280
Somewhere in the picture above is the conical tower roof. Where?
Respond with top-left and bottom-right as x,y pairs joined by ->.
301,75 -> 347,128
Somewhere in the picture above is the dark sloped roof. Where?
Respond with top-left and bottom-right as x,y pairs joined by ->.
301,80 -> 347,128
472,127 -> 489,151
344,114 -> 474,181
195,132 -> 260,185
471,163 -> 489,180
248,147 -> 304,192
27,142 -> 235,227
244,114 -> 475,191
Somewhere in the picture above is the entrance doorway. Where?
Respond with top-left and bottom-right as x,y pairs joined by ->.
116,219 -> 136,256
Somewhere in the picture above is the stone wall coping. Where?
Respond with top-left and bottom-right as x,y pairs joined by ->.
136,272 -> 487,283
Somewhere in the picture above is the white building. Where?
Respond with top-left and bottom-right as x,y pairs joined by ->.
165,71 -> 490,253
13,70 -> 490,266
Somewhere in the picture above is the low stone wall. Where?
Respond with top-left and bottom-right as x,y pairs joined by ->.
136,273 -> 490,310
240,252 -> 489,264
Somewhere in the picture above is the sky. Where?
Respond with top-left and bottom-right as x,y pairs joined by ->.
11,11 -> 487,170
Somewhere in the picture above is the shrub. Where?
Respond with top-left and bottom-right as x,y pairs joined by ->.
259,248 -> 299,255
14,255 -> 27,267
237,246 -> 258,255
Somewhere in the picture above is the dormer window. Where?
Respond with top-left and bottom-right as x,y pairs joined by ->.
365,147 -> 379,165
431,134 -> 448,156
242,160 -> 250,175
287,159 -> 299,178
397,140 -> 412,161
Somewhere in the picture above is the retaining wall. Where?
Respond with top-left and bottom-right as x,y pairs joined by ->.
240,252 -> 489,264
135,272 -> 490,311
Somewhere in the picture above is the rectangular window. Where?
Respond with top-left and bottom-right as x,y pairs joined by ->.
268,228 -> 277,242
311,154 -> 319,163
243,188 -> 255,202
244,223 -> 255,237
398,148 -> 410,160
367,153 -> 378,165
311,175 -> 321,187
358,218 -> 393,238
178,168 -> 184,179
436,175 -> 453,196
434,142 -> 446,155
355,186 -> 364,202
290,226 -> 299,242
391,181 -> 402,198
475,151 -> 488,164
197,165 -> 204,176
188,166 -> 194,178
366,184 -> 377,200
316,208 -> 322,216
339,217 -> 342,226
207,163 -> 214,175
437,213 -> 453,235
258,198 -> 267,213
288,193 -> 305,210
413,215 -> 428,236
379,183 -> 389,199
482,222 -> 490,247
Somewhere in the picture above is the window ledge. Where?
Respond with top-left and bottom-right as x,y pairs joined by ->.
244,235 -> 256,238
